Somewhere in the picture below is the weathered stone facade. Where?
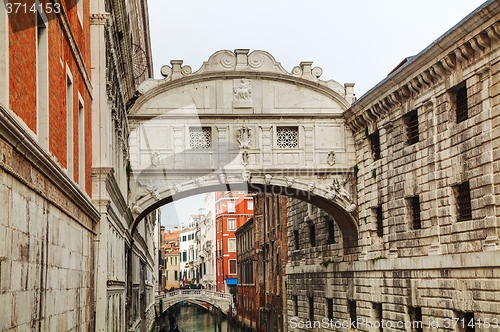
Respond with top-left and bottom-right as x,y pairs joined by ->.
287,1 -> 500,331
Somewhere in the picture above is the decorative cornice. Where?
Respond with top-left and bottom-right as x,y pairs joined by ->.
90,13 -> 110,25
51,0 -> 93,96
0,104 -> 100,223
131,49 -> 353,113
346,2 -> 500,133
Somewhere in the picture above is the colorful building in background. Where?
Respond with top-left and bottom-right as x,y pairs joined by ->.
215,191 -> 254,293
162,227 -> 180,290
180,214 -> 204,284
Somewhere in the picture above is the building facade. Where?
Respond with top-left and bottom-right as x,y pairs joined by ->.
179,215 -> 203,284
236,193 -> 288,332
162,227 -> 180,290
215,191 -> 254,292
0,0 -> 99,330
287,1 -> 500,331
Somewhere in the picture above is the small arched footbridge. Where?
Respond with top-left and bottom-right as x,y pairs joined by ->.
156,289 -> 233,314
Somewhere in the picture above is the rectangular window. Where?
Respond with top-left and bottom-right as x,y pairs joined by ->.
228,201 -> 236,213
404,109 -> 419,145
189,127 -> 211,149
370,131 -> 381,160
182,236 -> 186,242
229,260 -> 237,275
182,251 -> 187,262
409,196 -> 421,230
294,230 -> 299,250
327,298 -> 334,320
228,238 -> 236,252
175,257 -> 177,265
348,300 -> 357,327
228,218 -> 236,231
277,126 -> 298,148
166,271 -> 168,280
373,303 -> 382,326
36,8 -> 49,150
66,73 -> 74,178
376,206 -> 383,238
78,99 -> 85,190
174,270 -> 178,280
309,296 -> 314,320
294,295 -> 298,316
455,311 -> 475,332
456,181 -> 472,222
408,307 -> 423,332
309,224 -> 315,247
456,84 -> 468,123
247,200 -> 253,210
326,216 -> 335,244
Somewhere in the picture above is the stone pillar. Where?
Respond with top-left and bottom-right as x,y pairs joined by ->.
304,126 -> 314,166
261,125 -> 272,166
173,125 -> 184,167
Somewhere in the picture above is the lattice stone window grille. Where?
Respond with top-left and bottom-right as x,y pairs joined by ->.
276,126 -> 298,148
189,127 -> 211,149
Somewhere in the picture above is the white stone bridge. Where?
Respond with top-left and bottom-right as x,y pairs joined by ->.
156,289 -> 233,314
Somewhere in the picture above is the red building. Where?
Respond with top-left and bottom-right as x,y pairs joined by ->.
6,0 -> 92,193
235,193 -> 288,332
215,191 -> 254,292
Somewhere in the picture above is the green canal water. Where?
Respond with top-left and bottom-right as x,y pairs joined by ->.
174,305 -> 244,332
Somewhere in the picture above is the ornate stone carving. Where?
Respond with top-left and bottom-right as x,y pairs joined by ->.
132,203 -> 143,215
285,177 -> 294,187
326,151 -> 336,166
151,152 -> 161,167
236,126 -> 251,149
173,183 -> 182,194
242,171 -> 251,183
327,178 -> 353,207
234,79 -> 252,100
219,173 -> 227,184
195,177 -> 204,187
308,181 -> 316,192
264,174 -> 273,184
145,179 -> 160,201
241,151 -> 249,166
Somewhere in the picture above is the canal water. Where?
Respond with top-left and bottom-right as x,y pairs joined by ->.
174,305 -> 243,332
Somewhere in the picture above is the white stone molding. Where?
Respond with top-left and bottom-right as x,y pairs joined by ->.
236,126 -> 251,149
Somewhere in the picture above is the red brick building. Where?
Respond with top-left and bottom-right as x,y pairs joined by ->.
215,191 -> 254,292
236,193 -> 288,332
7,0 -> 92,192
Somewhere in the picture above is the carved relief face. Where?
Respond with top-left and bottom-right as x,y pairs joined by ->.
308,182 -> 315,192
219,174 -> 227,184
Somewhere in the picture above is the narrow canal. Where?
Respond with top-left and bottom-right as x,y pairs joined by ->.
174,305 -> 243,332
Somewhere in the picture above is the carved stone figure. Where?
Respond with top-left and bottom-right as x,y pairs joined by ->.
145,179 -> 160,201
195,177 -> 204,187
265,174 -> 273,184
173,183 -> 182,194
242,171 -> 251,183
132,203 -> 143,215
308,181 -> 316,192
237,126 -> 251,149
219,173 -> 227,184
328,178 -> 352,204
234,79 -> 252,100
241,151 -> 249,166
285,177 -> 294,187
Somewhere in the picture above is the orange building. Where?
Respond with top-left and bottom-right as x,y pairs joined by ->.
161,227 -> 181,290
215,191 -> 254,292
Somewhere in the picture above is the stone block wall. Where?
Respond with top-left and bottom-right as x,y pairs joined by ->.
0,136 -> 96,331
287,2 -> 500,331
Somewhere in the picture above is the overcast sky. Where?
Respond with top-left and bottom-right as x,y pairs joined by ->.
150,0 -> 486,228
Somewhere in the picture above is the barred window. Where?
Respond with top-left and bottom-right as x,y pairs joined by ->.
327,298 -> 334,320
189,127 -> 211,149
309,296 -> 314,320
370,131 -> 381,160
456,85 -> 468,123
410,196 -> 421,230
348,300 -> 357,327
277,126 -> 298,148
404,110 -> 419,145
456,181 -> 472,222
408,307 -> 423,332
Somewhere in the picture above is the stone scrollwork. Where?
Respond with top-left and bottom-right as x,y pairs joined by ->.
265,174 -> 273,184
236,126 -> 251,149
326,151 -> 336,166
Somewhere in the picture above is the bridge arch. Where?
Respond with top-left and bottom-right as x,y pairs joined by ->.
157,289 -> 233,315
127,49 -> 359,238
